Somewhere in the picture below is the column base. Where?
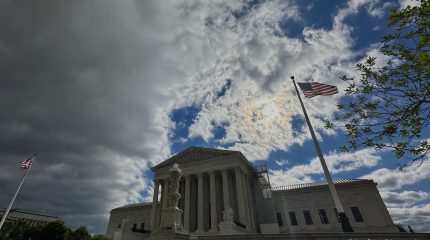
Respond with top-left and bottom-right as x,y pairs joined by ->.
194,229 -> 205,235
150,230 -> 189,240
209,228 -> 219,233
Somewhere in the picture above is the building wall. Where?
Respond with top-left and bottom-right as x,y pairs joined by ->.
106,203 -> 152,240
0,209 -> 57,227
193,232 -> 430,240
272,180 -> 398,233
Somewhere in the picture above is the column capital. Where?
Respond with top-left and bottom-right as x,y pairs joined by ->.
208,170 -> 216,175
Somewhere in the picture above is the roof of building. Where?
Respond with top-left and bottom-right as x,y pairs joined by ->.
0,208 -> 58,218
111,202 -> 152,211
271,178 -> 374,192
151,146 -> 247,170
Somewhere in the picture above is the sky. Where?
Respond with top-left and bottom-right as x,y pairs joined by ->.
0,0 -> 428,235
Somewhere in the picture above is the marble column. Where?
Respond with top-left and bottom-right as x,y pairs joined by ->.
150,178 -> 160,230
197,173 -> 204,232
221,169 -> 230,210
156,180 -> 165,227
184,175 -> 191,231
209,171 -> 218,232
234,168 -> 247,226
162,178 -> 170,208
245,175 -> 255,229
241,173 -> 252,229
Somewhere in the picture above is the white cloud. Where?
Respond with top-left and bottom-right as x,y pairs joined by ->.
399,0 -> 421,9
361,160 -> 430,190
184,0 -> 374,161
275,159 -> 289,166
270,148 -> 383,186
389,203 -> 430,232
382,190 -> 429,207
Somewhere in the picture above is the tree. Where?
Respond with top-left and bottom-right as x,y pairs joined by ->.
0,219 -> 102,240
38,221 -> 69,240
329,0 -> 430,168
66,226 -> 92,240
0,220 -> 29,240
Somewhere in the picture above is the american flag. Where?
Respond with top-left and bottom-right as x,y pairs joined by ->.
21,155 -> 35,170
297,82 -> 338,98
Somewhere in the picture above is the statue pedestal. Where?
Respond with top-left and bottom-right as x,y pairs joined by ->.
159,206 -> 184,230
151,163 -> 189,240
151,206 -> 189,240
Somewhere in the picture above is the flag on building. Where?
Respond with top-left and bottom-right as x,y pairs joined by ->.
20,155 -> 34,170
297,82 -> 338,98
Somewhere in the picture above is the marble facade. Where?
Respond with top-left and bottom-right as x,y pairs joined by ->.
150,147 -> 257,234
106,147 -> 400,240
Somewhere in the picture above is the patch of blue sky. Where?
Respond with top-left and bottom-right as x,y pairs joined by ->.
279,0 -> 346,38
216,79 -> 232,99
291,114 -> 305,137
265,149 -> 291,169
169,105 -> 201,153
342,3 -> 394,52
404,181 -> 430,197
232,0 -> 260,20
212,122 -> 228,140
169,112 -> 232,155
171,136 -> 213,156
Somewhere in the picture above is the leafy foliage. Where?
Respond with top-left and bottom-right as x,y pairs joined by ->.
0,220 -> 102,240
329,0 -> 430,168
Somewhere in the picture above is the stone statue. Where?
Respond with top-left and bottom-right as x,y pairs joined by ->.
222,207 -> 234,222
159,163 -> 184,231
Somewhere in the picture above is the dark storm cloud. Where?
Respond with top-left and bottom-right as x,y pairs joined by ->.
0,0 -> 177,233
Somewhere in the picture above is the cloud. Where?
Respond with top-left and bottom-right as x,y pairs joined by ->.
184,0 -> 373,161
360,161 -> 430,190
398,0 -> 421,9
389,203 -> 430,232
360,159 -> 430,232
275,159 -> 289,166
382,191 -> 429,207
0,0 -> 190,233
269,148 -> 383,186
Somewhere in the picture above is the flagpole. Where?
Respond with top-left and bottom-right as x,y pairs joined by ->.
291,76 -> 353,232
0,153 -> 36,230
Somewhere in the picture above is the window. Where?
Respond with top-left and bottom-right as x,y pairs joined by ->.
351,207 -> 364,222
318,209 -> 329,224
303,210 -> 313,225
288,212 -> 298,225
276,212 -> 284,226
141,223 -> 145,230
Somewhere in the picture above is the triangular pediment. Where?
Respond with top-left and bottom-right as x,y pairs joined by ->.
152,147 -> 239,170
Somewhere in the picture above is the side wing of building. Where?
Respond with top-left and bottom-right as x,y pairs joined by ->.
272,179 -> 398,233
106,203 -> 152,240
0,208 -> 58,227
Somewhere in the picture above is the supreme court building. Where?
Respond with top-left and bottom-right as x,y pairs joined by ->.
106,147 -> 407,240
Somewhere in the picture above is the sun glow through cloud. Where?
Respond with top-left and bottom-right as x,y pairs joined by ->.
244,89 -> 293,131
